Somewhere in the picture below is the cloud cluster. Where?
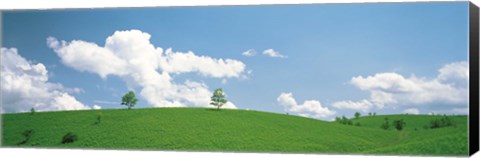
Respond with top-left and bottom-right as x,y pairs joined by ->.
333,61 -> 469,114
47,29 -> 242,109
241,48 -> 287,58
277,92 -> 336,119
1,48 -> 92,113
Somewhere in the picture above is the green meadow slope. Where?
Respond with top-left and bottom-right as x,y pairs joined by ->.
1,108 -> 468,156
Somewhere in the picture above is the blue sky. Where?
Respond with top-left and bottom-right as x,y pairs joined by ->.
1,2 -> 470,120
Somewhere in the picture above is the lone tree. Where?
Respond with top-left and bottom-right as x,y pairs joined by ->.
381,117 -> 390,130
210,88 -> 227,110
121,91 -> 138,110
393,119 -> 406,131
30,107 -> 35,115
354,112 -> 361,119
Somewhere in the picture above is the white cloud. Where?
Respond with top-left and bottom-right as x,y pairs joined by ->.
262,49 -> 287,58
1,48 -> 91,113
403,108 -> 419,114
160,48 -> 246,78
437,61 -> 468,87
350,65 -> 468,105
333,61 -> 468,113
93,105 -> 102,110
46,37 -> 129,79
369,91 -> 396,109
47,29 -> 243,109
221,102 -> 238,109
277,92 -> 335,119
50,93 -> 90,111
350,72 -> 420,92
332,99 -> 373,112
242,49 -> 256,57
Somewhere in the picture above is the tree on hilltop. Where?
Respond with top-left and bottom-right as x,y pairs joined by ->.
121,91 -> 138,110
210,88 -> 227,110
354,112 -> 361,119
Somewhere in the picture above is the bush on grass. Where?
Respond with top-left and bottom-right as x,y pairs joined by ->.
61,132 -> 78,144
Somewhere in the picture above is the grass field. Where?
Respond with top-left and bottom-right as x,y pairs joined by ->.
1,108 -> 469,156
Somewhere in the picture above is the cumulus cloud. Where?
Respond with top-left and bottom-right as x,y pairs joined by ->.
403,108 -> 419,114
333,61 -> 468,113
262,49 -> 287,58
160,49 -> 246,78
221,101 -> 238,109
242,49 -> 256,57
93,105 -> 102,110
369,91 -> 397,109
47,29 -> 241,109
437,61 -> 469,87
46,37 -> 129,79
1,48 -> 91,113
333,99 -> 373,112
277,92 -> 336,119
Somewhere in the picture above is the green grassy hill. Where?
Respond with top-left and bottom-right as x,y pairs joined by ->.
1,108 -> 468,156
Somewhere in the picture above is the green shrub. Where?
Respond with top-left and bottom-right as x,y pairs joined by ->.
336,116 -> 353,125
430,119 -> 440,128
381,117 -> 390,130
393,119 -> 406,131
61,132 -> 78,144
429,115 -> 455,129
22,129 -> 34,137
94,113 -> 102,125
355,122 -> 361,126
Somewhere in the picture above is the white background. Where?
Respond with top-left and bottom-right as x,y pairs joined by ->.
0,0 -> 479,158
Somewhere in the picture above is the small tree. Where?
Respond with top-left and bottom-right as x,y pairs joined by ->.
30,108 -> 35,115
368,112 -> 372,116
381,117 -> 390,130
335,116 -> 341,122
210,88 -> 227,110
94,113 -> 102,125
354,112 -> 361,119
373,112 -> 376,116
337,116 -> 353,125
121,91 -> 138,110
393,119 -> 406,131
